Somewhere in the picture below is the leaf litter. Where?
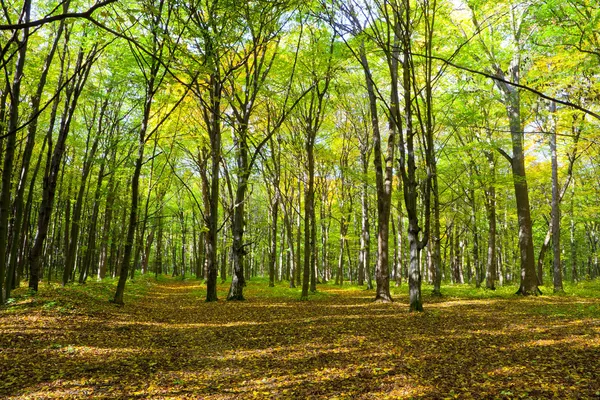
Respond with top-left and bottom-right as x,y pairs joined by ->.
1,277 -> 599,399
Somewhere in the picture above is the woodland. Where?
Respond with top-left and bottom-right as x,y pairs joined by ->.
1,0 -> 600,398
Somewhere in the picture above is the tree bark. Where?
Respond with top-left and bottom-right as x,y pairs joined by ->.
1,0 -> 30,302
5,12 -> 64,298
79,153 -> 106,283
358,43 -> 393,303
549,104 -> 563,292
29,46 -> 94,292
63,128 -> 99,285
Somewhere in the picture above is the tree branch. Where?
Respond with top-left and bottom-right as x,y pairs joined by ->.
0,0 -> 117,30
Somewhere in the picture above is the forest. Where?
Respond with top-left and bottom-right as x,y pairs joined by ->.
1,0 -> 600,398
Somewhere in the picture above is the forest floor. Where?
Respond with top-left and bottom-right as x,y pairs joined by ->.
1,276 -> 599,399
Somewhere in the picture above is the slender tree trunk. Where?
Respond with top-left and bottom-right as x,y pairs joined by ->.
6,15 -> 64,298
63,132 -> 99,285
98,171 -> 117,280
79,156 -> 106,283
204,78 -> 222,302
268,183 -> 279,288
570,181 -> 577,282
470,187 -> 481,288
431,166 -> 442,294
301,137 -> 315,300
485,186 -> 497,290
310,197 -> 317,292
282,202 -> 295,288
397,8 -> 425,310
29,47 -> 93,292
337,220 -> 346,286
155,211 -> 164,277
295,190 -> 302,288
1,1 -> 30,302
358,42 -> 393,303
550,105 -> 563,292
180,212 -> 187,280
113,144 -> 143,304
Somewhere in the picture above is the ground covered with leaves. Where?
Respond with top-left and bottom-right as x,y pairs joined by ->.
1,277 -> 599,399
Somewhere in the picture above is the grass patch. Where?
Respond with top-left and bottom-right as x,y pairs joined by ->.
3,272 -> 155,315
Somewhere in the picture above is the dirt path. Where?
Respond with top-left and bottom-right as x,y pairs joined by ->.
1,278 -> 599,399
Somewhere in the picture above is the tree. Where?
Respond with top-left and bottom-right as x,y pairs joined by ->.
113,0 -> 176,305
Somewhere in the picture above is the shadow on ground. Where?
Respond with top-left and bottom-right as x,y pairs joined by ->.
1,279 -> 599,399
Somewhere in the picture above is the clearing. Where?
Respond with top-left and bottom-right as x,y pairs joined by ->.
1,277 -> 599,399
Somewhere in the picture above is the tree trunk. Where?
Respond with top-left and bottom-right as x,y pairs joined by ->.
301,138 -> 315,300
310,196 -> 318,293
1,1 -> 30,302
282,201 -> 296,288
295,187 -> 302,288
570,181 -> 577,282
204,77 -> 222,302
550,105 -> 563,292
113,144 -> 143,304
359,139 -> 372,288
5,14 -> 64,298
79,155 -> 106,283
470,187 -> 481,288
63,132 -> 99,285
227,133 -> 249,300
29,47 -> 93,292
431,165 -> 442,294
98,170 -> 117,280
485,185 -> 497,290
268,184 -> 279,288
359,43 -> 393,303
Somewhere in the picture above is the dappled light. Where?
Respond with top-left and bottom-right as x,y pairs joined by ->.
2,277 -> 599,399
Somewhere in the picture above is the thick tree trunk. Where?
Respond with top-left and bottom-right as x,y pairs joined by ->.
227,181 -> 247,300
227,134 -> 249,300
507,105 -> 537,295
492,57 -> 538,295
